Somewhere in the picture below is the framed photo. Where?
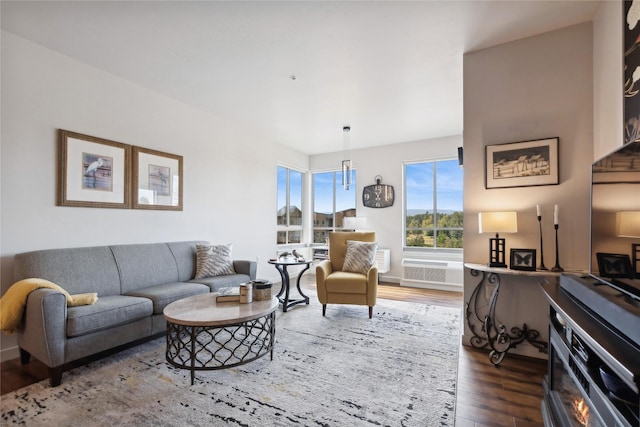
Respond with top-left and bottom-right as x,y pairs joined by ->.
634,244 -> 640,280
510,249 -> 536,271
596,252 -> 633,279
132,146 -> 183,210
58,130 -> 131,208
485,137 -> 559,189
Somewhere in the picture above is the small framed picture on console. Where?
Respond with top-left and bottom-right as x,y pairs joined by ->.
510,249 -> 536,271
596,252 -> 633,279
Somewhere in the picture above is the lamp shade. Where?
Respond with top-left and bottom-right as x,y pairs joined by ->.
616,211 -> 640,237
343,216 -> 367,230
478,211 -> 518,234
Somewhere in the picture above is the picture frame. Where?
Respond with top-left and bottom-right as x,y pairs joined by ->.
510,249 -> 537,271
625,0 -> 640,144
596,252 -> 633,279
633,244 -> 640,280
132,146 -> 183,210
58,130 -> 131,209
485,137 -> 559,189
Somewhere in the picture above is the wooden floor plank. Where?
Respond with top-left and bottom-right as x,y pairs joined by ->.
1,279 -> 547,427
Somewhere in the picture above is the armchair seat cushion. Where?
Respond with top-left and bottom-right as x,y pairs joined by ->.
325,272 -> 368,294
67,295 -> 152,338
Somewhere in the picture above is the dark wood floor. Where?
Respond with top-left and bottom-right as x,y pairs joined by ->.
1,280 -> 547,426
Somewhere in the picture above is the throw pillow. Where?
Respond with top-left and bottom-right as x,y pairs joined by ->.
194,244 -> 236,279
342,240 -> 378,274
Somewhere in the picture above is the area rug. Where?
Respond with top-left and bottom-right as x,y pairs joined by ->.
1,297 -> 460,426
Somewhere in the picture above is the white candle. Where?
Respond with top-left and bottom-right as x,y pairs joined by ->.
536,204 -> 541,217
554,205 -> 559,225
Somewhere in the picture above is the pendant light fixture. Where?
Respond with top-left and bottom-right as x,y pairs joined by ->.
342,125 -> 352,190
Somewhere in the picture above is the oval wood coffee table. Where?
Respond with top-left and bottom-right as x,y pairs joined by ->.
163,293 -> 278,385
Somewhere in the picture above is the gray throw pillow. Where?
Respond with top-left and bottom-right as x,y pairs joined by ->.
342,240 -> 377,274
195,244 -> 236,279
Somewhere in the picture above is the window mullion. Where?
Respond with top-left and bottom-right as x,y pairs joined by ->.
433,161 -> 438,248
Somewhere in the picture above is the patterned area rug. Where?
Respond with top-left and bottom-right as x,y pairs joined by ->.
1,296 -> 460,426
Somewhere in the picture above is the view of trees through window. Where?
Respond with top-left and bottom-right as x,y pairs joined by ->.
405,159 -> 463,248
277,166 -> 303,245
278,161 -> 460,248
313,170 -> 357,244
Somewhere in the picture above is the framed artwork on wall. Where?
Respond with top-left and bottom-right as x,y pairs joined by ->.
58,130 -> 131,208
625,1 -> 640,144
485,137 -> 559,189
132,146 -> 183,210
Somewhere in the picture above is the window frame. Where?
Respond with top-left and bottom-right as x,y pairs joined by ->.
311,169 -> 357,245
403,158 -> 463,252
277,165 -> 304,246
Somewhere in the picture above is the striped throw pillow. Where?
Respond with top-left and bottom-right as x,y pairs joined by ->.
194,244 -> 236,279
342,240 -> 377,274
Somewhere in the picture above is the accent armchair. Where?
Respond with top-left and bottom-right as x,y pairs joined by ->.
315,231 -> 378,318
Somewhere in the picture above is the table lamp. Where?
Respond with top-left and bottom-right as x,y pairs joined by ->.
478,211 -> 518,268
616,211 -> 640,278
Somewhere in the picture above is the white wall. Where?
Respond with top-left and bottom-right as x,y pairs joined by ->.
0,32 -> 308,359
462,23 -> 594,359
593,0 -> 624,161
310,134 -> 463,282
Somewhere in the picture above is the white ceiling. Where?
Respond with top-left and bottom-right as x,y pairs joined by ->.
1,1 -> 601,155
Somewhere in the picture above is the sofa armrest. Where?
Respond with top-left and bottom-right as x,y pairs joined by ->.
233,260 -> 257,280
17,289 -> 67,368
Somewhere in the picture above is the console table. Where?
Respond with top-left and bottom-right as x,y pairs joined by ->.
464,263 -> 554,365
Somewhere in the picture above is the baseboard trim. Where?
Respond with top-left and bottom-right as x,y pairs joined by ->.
1,345 -> 20,363
400,280 -> 463,292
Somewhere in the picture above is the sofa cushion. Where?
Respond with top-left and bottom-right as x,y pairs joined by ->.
194,244 -> 236,279
66,295 -> 153,338
342,240 -> 377,274
125,282 -> 209,314
110,243 -> 182,294
166,241 -> 209,282
190,274 -> 251,292
14,246 -> 121,296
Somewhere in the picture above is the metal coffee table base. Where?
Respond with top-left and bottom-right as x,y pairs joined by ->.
165,311 -> 276,385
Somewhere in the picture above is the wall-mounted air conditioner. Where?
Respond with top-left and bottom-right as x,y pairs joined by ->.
400,258 -> 463,291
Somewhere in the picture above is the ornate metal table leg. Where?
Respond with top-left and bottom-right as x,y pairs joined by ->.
466,268 -> 548,366
274,263 -> 310,311
295,263 -> 311,305
466,270 -> 499,350
274,264 -> 291,311
269,311 -> 276,360
190,326 -> 196,385
166,312 -> 277,384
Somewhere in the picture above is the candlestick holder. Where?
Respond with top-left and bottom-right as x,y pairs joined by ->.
551,223 -> 563,272
537,215 -> 548,270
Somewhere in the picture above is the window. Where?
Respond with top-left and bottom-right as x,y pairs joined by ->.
404,159 -> 463,249
277,166 -> 303,245
312,170 -> 357,244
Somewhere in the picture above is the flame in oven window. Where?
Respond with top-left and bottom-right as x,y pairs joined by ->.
572,398 -> 590,426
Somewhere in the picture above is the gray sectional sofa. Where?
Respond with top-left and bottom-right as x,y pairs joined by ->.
13,240 -> 256,386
